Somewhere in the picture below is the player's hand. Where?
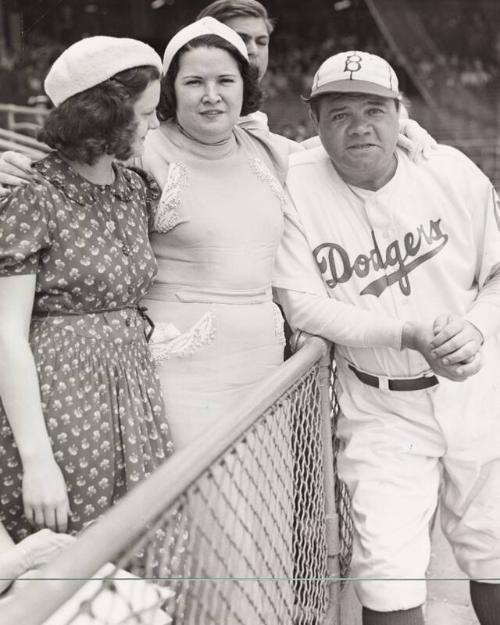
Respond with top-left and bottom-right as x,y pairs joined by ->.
402,321 -> 480,381
22,457 -> 72,533
430,314 -> 483,367
397,119 -> 437,161
0,151 -> 34,186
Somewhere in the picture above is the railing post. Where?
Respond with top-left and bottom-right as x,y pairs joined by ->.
319,346 -> 341,625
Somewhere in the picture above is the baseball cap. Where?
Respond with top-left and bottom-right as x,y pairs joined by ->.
44,36 -> 163,106
305,50 -> 400,101
163,16 -> 249,74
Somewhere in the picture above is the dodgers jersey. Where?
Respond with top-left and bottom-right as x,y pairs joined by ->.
274,144 -> 500,377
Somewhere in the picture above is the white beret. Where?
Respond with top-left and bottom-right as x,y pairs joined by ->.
163,16 -> 249,74
44,36 -> 163,106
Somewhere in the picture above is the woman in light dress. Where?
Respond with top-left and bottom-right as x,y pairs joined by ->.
141,17 -> 290,449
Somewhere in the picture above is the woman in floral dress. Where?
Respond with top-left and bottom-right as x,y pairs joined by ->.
0,36 -> 173,542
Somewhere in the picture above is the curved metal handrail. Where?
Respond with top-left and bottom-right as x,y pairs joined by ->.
0,337 -> 332,625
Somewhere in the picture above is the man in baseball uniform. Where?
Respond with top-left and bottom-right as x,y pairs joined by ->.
274,51 -> 500,625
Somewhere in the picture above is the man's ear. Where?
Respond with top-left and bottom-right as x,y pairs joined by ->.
308,105 -> 320,132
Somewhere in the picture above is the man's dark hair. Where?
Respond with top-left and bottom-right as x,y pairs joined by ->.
197,0 -> 275,34
157,34 -> 262,121
40,65 -> 160,165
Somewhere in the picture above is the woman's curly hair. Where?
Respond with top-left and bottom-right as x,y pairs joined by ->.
158,34 -> 262,121
40,65 -> 160,165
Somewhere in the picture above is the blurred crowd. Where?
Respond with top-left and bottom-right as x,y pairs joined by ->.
0,33 -> 63,106
1,2 -> 499,136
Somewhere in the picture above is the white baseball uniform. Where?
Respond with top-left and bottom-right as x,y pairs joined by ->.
274,143 -> 500,611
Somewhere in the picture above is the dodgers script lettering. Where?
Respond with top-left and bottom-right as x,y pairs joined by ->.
313,218 -> 448,297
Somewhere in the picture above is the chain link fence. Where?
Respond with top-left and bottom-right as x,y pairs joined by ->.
2,338 -> 352,625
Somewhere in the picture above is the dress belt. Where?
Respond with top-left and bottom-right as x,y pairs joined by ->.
145,283 -> 272,305
348,363 -> 439,392
32,305 -> 155,342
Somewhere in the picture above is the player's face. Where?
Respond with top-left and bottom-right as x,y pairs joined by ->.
223,16 -> 270,80
130,79 -> 161,157
174,46 -> 244,144
312,93 -> 400,190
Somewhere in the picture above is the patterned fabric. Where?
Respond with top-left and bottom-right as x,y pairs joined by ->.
141,121 -> 286,451
0,153 -> 173,541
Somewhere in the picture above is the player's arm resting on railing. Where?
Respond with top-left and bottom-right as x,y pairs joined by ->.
277,289 -> 403,349
273,204 -> 404,349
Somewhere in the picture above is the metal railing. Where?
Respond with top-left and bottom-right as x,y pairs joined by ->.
0,128 -> 49,159
0,103 -> 49,135
0,103 -> 50,158
1,337 -> 348,625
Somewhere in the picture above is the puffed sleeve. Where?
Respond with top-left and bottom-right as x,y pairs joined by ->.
125,166 -> 161,232
0,182 -> 55,276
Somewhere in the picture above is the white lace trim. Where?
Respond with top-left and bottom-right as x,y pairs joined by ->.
152,162 -> 188,233
150,311 -> 216,366
249,157 -> 287,209
272,303 -> 286,346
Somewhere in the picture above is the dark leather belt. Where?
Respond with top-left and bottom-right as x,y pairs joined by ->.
32,305 -> 155,342
348,364 -> 438,392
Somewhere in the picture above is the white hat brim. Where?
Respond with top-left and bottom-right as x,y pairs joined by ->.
306,79 -> 400,102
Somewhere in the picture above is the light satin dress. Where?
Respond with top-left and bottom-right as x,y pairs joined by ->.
141,120 -> 288,449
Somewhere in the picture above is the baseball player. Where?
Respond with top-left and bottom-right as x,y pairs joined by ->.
274,51 -> 500,625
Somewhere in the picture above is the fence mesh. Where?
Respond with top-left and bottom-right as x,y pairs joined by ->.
46,364 -> 335,625
329,354 -> 354,582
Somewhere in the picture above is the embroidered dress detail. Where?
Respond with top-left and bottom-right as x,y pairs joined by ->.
249,157 -> 287,209
150,311 -> 216,365
272,303 -> 286,346
152,163 -> 188,233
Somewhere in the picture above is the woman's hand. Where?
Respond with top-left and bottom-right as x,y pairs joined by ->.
22,458 -> 72,533
397,118 -> 437,161
0,151 -> 33,186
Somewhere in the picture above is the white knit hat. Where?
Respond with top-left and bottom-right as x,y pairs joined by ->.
163,16 -> 249,74
306,50 -> 400,101
44,36 -> 163,106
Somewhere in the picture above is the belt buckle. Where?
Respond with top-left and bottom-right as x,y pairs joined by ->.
378,375 -> 390,391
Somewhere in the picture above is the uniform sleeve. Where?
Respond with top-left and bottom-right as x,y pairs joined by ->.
466,269 -> 500,340
273,196 -> 404,349
464,183 -> 500,339
473,184 -> 500,288
0,182 -> 54,276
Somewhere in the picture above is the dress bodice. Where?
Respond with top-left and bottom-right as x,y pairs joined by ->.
0,153 -> 158,314
142,121 -> 286,293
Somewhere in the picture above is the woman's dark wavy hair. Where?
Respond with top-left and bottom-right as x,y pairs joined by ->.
40,65 -> 160,165
157,34 -> 261,121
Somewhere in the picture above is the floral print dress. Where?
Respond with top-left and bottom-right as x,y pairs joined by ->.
0,153 -> 173,541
